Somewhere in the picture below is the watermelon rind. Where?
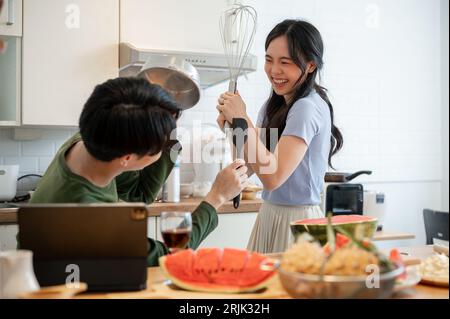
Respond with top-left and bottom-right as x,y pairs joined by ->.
158,252 -> 276,294
290,215 -> 378,245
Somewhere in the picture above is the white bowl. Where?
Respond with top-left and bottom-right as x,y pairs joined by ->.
180,183 -> 194,198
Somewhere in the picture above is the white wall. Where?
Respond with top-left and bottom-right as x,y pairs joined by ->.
0,0 -> 447,247
442,0 -> 449,211
177,0 -> 444,245
180,0 -> 444,246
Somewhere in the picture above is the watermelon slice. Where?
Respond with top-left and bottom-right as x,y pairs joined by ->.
191,248 -> 222,283
323,233 -> 351,255
238,252 -> 272,287
389,249 -> 407,280
291,215 -> 378,245
159,248 -> 276,293
212,248 -> 249,285
164,249 -> 195,282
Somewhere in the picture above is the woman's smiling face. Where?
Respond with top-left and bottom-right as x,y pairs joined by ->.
264,35 -> 303,102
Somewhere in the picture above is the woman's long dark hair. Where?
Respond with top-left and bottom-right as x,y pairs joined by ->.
262,19 -> 343,168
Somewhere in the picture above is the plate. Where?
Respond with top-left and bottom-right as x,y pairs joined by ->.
418,253 -> 449,287
420,275 -> 449,287
393,266 -> 422,292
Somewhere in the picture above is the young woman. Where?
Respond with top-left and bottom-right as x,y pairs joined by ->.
217,19 -> 343,253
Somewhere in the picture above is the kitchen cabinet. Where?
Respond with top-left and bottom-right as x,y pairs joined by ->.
120,0 -> 226,52
0,224 -> 18,250
0,0 -> 22,36
147,217 -> 156,239
198,213 -> 258,249
0,36 -> 21,125
21,0 -> 119,126
155,213 -> 258,249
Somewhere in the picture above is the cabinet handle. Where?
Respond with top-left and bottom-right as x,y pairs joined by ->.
6,0 -> 14,26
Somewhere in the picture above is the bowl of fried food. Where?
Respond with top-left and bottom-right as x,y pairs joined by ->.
276,216 -> 404,299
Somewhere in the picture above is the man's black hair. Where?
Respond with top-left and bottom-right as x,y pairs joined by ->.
79,77 -> 182,161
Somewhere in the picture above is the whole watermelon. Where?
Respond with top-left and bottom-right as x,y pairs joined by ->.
290,215 -> 378,245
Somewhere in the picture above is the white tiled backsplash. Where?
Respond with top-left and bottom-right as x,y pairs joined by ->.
0,128 -> 78,176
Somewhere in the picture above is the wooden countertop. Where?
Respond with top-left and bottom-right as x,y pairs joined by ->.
0,198 -> 263,224
146,198 -> 263,216
76,245 -> 448,299
0,208 -> 17,224
0,200 -> 416,242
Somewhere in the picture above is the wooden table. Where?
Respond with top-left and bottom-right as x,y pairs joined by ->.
77,245 -> 448,299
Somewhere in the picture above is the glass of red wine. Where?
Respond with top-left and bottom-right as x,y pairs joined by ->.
160,212 -> 192,254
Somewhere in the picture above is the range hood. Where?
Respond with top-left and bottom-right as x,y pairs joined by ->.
119,43 -> 258,89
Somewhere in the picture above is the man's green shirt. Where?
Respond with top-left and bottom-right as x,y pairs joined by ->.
30,133 -> 218,266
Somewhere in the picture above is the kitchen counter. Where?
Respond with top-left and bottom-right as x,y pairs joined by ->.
0,200 -> 416,242
0,198 -> 263,224
75,245 -> 448,299
0,207 -> 17,224
146,198 -> 263,216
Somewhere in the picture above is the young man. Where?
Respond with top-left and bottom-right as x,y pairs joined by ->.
30,77 -> 249,266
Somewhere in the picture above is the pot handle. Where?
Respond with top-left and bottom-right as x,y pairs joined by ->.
260,258 -> 280,271
345,170 -> 372,181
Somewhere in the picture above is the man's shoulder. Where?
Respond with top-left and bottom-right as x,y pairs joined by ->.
30,178 -> 117,204
58,132 -> 82,154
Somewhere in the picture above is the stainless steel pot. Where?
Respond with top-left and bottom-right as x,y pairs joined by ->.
138,55 -> 201,109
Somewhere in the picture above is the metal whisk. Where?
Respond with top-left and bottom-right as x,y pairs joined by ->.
219,3 -> 257,93
219,3 -> 257,209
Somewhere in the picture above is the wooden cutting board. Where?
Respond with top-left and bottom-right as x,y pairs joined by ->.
98,268 -> 289,299
147,276 -> 289,299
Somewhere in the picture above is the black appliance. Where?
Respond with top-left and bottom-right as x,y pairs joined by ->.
325,183 -> 364,216
423,209 -> 449,245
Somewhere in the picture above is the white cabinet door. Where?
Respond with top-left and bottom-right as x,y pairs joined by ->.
0,224 -> 18,250
0,0 -> 22,36
22,0 -> 119,126
0,36 -> 20,125
199,213 -> 258,249
147,217 -> 157,240
120,0 -> 226,52
155,212 -> 258,249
